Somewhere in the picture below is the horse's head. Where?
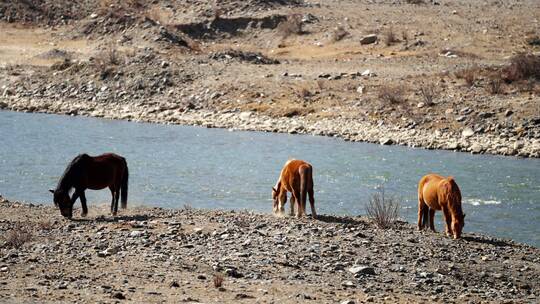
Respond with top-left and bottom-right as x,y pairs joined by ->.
272,182 -> 285,213
49,189 -> 73,219
452,213 -> 466,239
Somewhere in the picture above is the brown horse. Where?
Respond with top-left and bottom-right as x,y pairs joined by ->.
417,174 -> 465,239
272,159 -> 316,219
49,153 -> 129,219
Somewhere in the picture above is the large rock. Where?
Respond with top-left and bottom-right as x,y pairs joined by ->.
348,265 -> 376,275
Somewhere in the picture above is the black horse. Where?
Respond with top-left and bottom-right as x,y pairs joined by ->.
50,153 -> 129,218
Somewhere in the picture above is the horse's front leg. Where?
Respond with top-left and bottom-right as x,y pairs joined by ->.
78,190 -> 88,217
417,199 -> 427,230
442,207 -> 452,237
109,187 -> 117,216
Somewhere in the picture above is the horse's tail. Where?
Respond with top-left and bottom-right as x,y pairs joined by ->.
121,161 -> 129,209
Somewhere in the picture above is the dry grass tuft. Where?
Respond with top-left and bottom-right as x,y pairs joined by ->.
378,84 -> 406,104
277,14 -> 303,38
487,76 -> 503,95
331,26 -> 350,42
145,6 -> 173,26
213,273 -> 224,288
383,27 -> 399,46
455,67 -> 479,87
419,82 -> 438,105
365,187 -> 400,229
2,225 -> 33,249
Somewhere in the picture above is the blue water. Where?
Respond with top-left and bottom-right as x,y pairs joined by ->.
0,110 -> 539,246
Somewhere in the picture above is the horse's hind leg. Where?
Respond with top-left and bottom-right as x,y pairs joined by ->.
308,188 -> 316,219
113,188 -> 120,216
292,190 -> 303,218
418,199 -> 428,230
429,209 -> 436,232
289,196 -> 295,216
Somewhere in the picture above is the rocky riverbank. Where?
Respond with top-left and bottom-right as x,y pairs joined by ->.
2,97 -> 540,158
1,197 -> 539,303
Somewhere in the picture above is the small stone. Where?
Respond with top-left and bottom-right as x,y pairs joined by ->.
348,265 -> 376,275
90,13 -> 98,19
129,231 -> 144,237
379,138 -> 393,145
360,34 -> 378,45
356,86 -> 364,94
417,102 -> 425,108
341,301 -> 355,304
112,292 -> 126,300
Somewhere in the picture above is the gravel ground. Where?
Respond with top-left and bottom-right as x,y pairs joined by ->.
1,197 -> 539,303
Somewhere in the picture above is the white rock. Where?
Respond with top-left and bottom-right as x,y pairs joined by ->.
462,128 -> 474,138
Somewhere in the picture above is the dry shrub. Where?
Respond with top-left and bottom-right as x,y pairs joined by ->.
487,76 -> 503,95
503,53 -> 540,82
419,82 -> 438,105
378,84 -> 406,104
96,47 -> 123,67
383,27 -> 399,46
2,225 -> 33,249
145,6 -> 173,26
277,14 -> 303,38
297,87 -> 312,99
331,26 -> 350,42
213,274 -> 224,288
365,187 -> 400,229
406,0 -> 425,4
455,67 -> 478,87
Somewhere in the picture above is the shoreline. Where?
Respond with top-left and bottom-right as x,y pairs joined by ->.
1,198 -> 539,303
2,97 -> 539,159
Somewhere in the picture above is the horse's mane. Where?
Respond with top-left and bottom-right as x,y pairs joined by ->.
56,154 -> 89,191
442,176 -> 464,222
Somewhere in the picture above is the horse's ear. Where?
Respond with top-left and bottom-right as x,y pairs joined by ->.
463,213 -> 466,219
272,187 -> 277,193
49,189 -> 55,194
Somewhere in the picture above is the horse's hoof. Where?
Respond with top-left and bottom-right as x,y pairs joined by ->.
112,212 -> 117,217
81,212 -> 87,217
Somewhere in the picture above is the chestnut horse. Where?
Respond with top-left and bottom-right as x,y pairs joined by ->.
417,174 -> 465,239
49,153 -> 128,219
272,159 -> 316,219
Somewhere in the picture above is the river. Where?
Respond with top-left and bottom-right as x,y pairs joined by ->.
1,110 -> 539,246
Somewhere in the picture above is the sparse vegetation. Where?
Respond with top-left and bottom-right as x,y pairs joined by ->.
378,84 -> 406,104
365,186 -> 400,229
419,82 -> 438,105
503,53 -> 540,82
455,67 -> 479,87
383,27 -> 399,46
331,26 -> 350,42
38,220 -> 54,230
145,6 -> 173,26
213,273 -> 224,288
487,76 -> 503,95
2,225 -> 33,249
277,14 -> 303,38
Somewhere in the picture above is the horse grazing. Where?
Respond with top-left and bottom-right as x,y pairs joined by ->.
417,174 -> 465,239
272,159 -> 316,219
49,153 -> 129,219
